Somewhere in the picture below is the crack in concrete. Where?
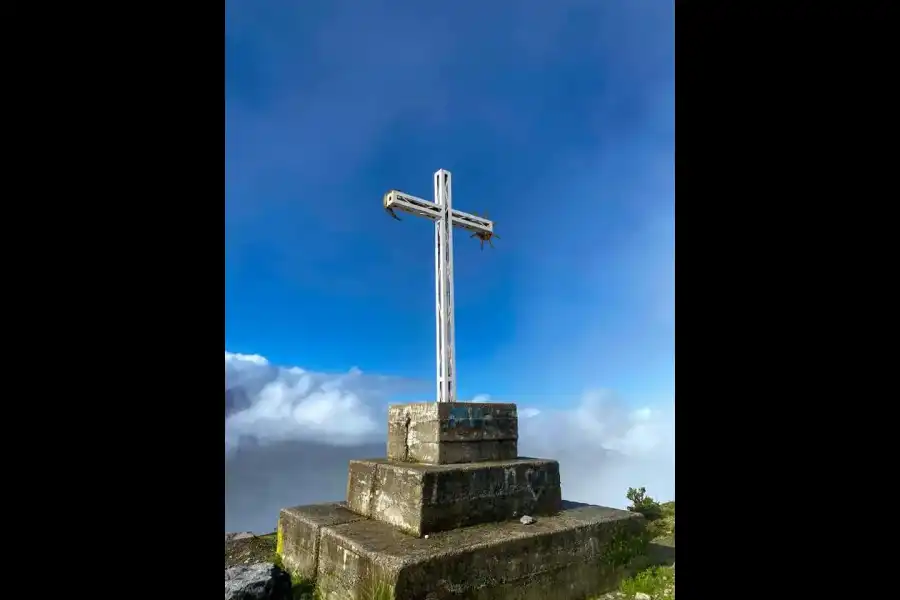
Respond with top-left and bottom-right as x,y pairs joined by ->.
402,413 -> 412,462
365,463 -> 378,518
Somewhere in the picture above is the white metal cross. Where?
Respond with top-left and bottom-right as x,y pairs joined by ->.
382,169 -> 495,403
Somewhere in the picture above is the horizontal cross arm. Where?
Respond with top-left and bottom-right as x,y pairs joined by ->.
383,190 -> 494,235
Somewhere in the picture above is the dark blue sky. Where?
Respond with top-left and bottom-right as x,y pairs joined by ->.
225,0 -> 673,410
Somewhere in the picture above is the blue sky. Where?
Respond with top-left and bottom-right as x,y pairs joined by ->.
225,0 -> 674,412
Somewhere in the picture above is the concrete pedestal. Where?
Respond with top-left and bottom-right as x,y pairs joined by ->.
275,402 -> 656,599
345,457 -> 562,537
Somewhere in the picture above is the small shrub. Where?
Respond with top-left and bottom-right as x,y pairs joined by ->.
626,487 -> 663,522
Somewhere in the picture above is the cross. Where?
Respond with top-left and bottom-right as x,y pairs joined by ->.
382,169 -> 496,403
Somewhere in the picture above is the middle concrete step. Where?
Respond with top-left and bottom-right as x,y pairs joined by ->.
345,457 -> 562,537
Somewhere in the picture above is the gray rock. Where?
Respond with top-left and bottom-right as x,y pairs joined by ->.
635,593 -> 651,600
225,531 -> 255,542
519,515 -> 536,525
224,562 -> 291,600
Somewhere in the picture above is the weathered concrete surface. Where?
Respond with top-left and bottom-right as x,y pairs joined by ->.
346,458 -> 562,537
387,402 -> 518,464
277,502 -> 367,580
316,502 -> 645,600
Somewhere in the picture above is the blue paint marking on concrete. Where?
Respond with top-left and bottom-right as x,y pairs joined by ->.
449,407 -> 468,423
448,406 -> 485,429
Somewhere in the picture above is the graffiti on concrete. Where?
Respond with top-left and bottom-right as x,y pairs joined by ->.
447,406 -> 485,429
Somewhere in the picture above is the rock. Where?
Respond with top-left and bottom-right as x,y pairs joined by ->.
519,515 -> 536,525
635,593 -> 651,600
225,531 -> 255,542
224,562 -> 291,600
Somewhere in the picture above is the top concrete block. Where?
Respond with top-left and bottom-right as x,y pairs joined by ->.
387,402 -> 519,464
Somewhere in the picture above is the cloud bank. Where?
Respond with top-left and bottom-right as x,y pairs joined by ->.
225,351 -> 418,450
225,351 -> 674,531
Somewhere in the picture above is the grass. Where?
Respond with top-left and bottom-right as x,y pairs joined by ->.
653,501 -> 675,538
224,531 -> 280,569
592,498 -> 675,600
286,571 -> 317,600
618,565 -> 675,600
362,575 -> 396,600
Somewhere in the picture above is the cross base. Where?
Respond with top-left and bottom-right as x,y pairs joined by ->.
386,401 -> 519,465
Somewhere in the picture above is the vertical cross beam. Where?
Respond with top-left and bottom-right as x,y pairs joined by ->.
434,170 -> 456,403
381,170 -> 495,405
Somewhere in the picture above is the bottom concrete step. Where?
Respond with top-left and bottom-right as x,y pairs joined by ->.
278,502 -> 367,580
299,501 -> 645,600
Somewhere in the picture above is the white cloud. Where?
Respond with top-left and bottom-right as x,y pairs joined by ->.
224,351 -> 674,510
517,389 -> 674,507
226,351 -> 269,366
225,351 -> 419,453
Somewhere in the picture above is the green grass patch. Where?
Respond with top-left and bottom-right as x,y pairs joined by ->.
363,576 -> 396,600
618,565 -> 675,600
599,492 -> 675,600
289,575 -> 317,600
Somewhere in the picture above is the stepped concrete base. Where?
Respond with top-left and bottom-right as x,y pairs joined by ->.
387,402 -> 518,465
345,457 -> 562,537
315,502 -> 644,600
277,503 -> 367,580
